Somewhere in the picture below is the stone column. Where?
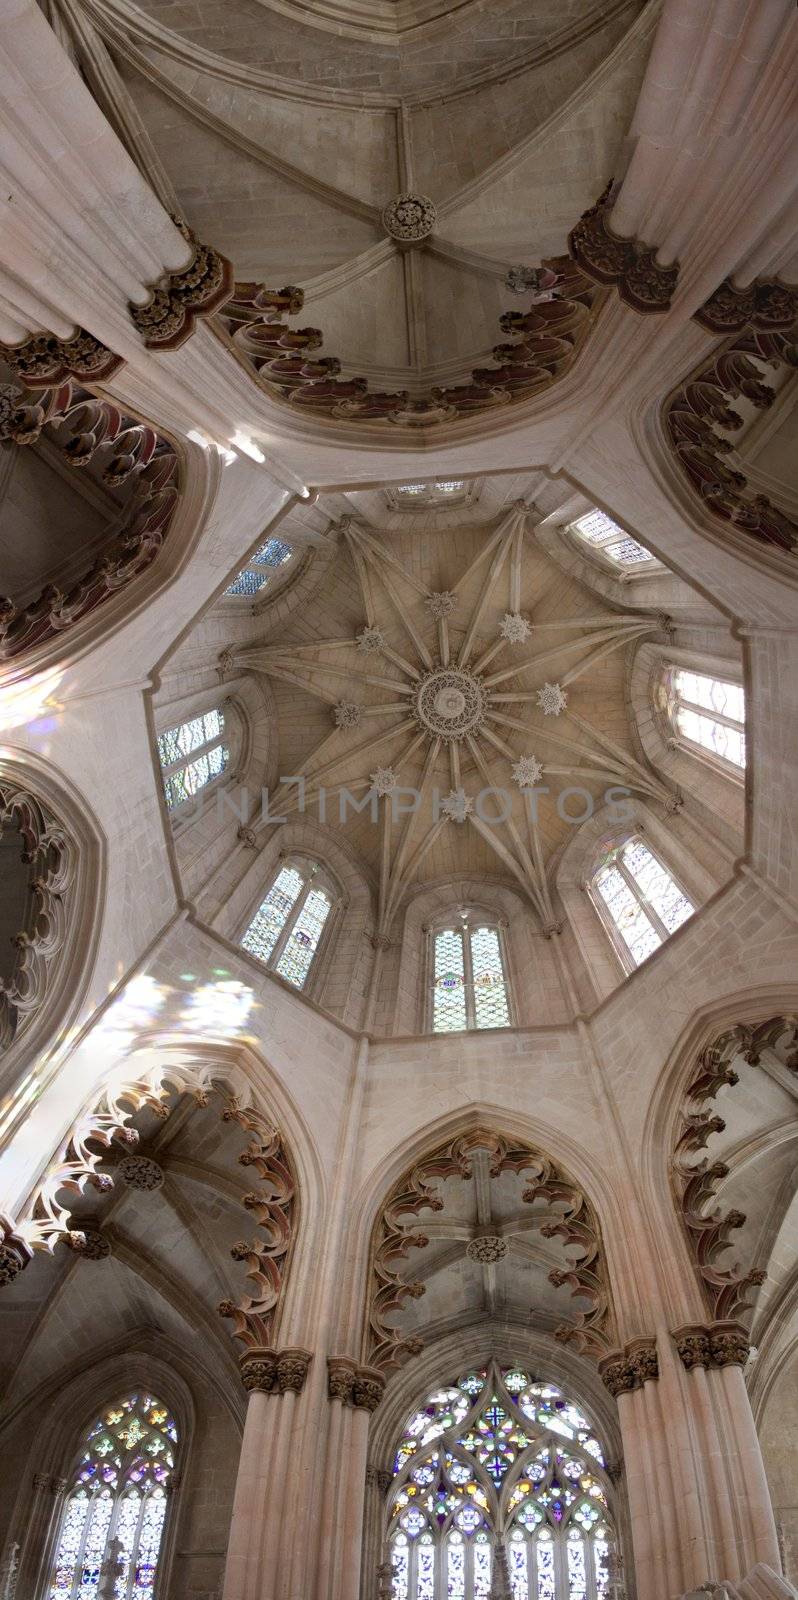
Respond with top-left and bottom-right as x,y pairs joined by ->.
18,1472 -> 67,1600
672,1322 -> 780,1577
314,1360 -> 386,1600
221,1347 -> 312,1600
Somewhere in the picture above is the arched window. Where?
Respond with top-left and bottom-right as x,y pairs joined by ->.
241,857 -> 335,991
569,509 -> 655,569
386,1362 -> 615,1600
429,914 -> 511,1033
590,835 -> 694,970
224,534 -> 294,598
157,707 -> 229,810
46,1392 -> 177,1599
663,666 -> 745,770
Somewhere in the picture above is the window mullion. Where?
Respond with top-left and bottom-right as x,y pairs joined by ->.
679,697 -> 741,733
617,858 -> 669,943
463,929 -> 475,1030
270,881 -> 307,972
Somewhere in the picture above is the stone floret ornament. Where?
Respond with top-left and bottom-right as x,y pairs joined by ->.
569,182 -> 679,313
370,767 -> 397,797
425,591 -> 458,621
511,755 -> 544,789
356,626 -> 385,654
333,701 -> 361,730
440,788 -> 474,824
129,223 -> 235,351
536,683 -> 568,716
382,193 -> 437,243
499,611 -> 532,644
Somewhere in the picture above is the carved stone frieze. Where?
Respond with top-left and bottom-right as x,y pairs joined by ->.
665,326 -> 797,554
568,183 -> 678,313
670,1022 -> 792,1322
129,225 -> 234,351
672,1321 -> 751,1370
366,1127 -> 613,1370
0,783 -> 76,1051
0,328 -> 123,389
0,379 -> 179,660
695,277 -> 798,335
217,1102 -> 297,1350
214,253 -> 598,426
598,1338 -> 659,1397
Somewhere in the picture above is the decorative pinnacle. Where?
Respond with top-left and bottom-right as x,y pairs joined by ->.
511,754 -> 544,789
499,611 -> 532,645
536,682 -> 568,716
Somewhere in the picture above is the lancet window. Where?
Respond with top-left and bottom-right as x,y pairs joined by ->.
569,509 -> 654,568
663,667 -> 745,770
225,535 -> 294,597
156,707 -> 229,810
590,835 -> 694,969
241,857 -> 335,991
429,915 -> 511,1033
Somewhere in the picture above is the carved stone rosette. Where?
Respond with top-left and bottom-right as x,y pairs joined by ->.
694,277 -> 798,335
0,783 -> 76,1051
214,253 -> 598,426
0,379 -> 180,660
672,1321 -> 751,1370
598,1338 -> 659,1397
0,327 -> 123,388
130,226 -> 235,351
664,326 -> 797,554
366,1127 -> 613,1371
670,1021 -> 795,1322
568,183 -> 678,313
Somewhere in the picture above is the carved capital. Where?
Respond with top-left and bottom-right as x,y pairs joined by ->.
695,276 -> 798,335
328,1358 -> 356,1405
276,1348 -> 313,1394
68,1227 -> 112,1261
569,183 -> 678,313
239,1348 -> 278,1394
352,1366 -> 386,1413
117,1154 -> 164,1191
0,1216 -> 33,1286
672,1325 -> 712,1370
672,1320 -> 751,1369
0,328 -> 123,388
599,1337 -> 658,1396
130,226 -> 235,351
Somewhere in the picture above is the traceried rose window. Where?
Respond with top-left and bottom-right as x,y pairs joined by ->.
46,1392 -> 177,1599
590,835 -> 694,969
240,857 -> 334,991
430,918 -> 511,1033
386,1362 -> 614,1599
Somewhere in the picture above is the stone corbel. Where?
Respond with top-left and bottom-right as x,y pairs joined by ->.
672,1320 -> 751,1371
129,224 -> 234,351
569,184 -> 678,314
238,1346 -> 312,1394
598,1337 -> 659,1397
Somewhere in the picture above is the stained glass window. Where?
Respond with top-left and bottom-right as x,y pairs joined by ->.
592,835 -> 694,969
386,1362 -> 616,1599
241,859 -> 334,993
666,667 -> 745,769
157,708 -> 229,811
225,536 -> 293,596
571,509 -> 655,568
431,920 -> 511,1034
47,1393 -> 177,1600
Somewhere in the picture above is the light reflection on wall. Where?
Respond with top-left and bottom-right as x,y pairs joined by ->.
180,979 -> 255,1036
0,667 -> 63,734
